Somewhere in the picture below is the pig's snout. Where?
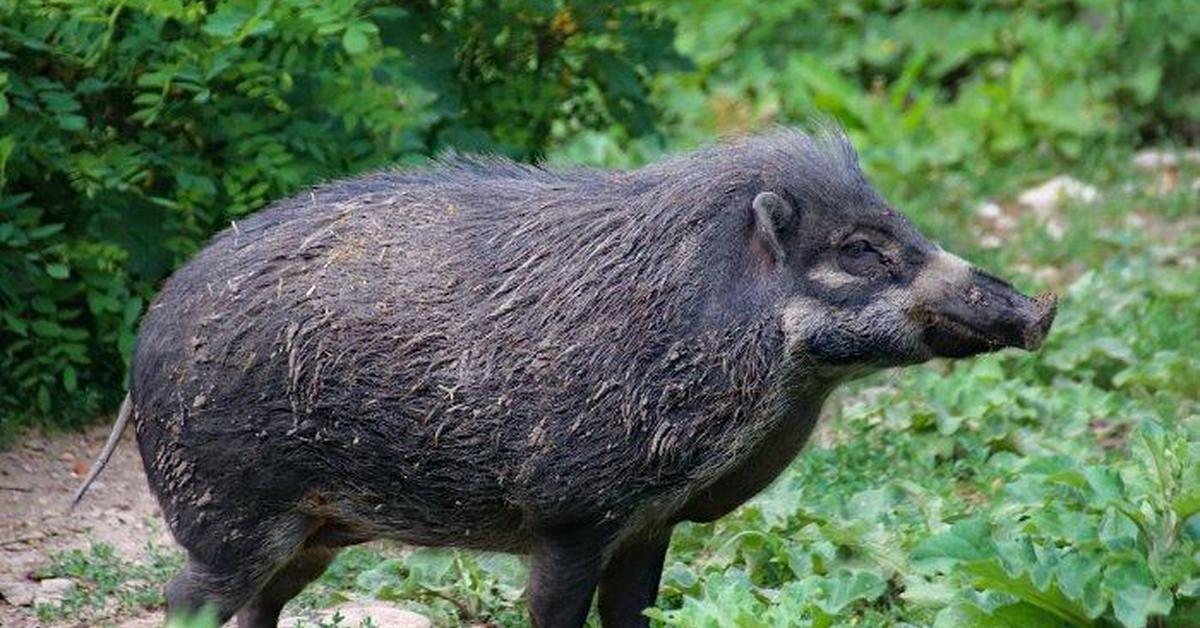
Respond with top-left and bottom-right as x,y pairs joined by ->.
1022,292 -> 1058,350
914,264 -> 1058,358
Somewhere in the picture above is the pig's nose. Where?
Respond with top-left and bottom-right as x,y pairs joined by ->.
1022,292 -> 1058,350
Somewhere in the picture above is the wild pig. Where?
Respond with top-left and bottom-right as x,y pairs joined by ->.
74,128 -> 1056,627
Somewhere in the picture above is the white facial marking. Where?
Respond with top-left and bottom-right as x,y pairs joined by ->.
781,297 -> 831,347
912,250 -> 972,303
806,263 -> 862,289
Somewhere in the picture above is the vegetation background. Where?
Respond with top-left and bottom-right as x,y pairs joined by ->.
1,0 -> 1197,626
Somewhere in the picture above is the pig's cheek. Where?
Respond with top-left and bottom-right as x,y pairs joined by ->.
780,296 -> 834,350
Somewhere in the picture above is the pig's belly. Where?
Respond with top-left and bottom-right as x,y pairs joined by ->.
297,448 -> 534,553
307,496 -> 533,553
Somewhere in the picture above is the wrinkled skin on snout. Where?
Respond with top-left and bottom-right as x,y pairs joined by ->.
81,129 -> 1056,628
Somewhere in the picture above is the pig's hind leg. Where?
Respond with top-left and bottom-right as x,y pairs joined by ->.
164,512 -> 313,626
235,546 -> 338,628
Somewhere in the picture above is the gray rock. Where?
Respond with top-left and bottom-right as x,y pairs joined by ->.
0,580 -> 35,607
976,201 -> 1004,219
33,577 -> 76,606
1017,175 -> 1099,214
1,550 -> 44,574
281,601 -> 433,628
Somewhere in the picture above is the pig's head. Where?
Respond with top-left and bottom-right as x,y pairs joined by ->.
743,132 -> 1056,375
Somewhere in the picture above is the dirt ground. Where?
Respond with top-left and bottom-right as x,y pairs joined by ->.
0,421 -> 170,627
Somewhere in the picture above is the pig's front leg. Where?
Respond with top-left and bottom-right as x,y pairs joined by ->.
527,527 -> 610,628
598,529 -> 671,628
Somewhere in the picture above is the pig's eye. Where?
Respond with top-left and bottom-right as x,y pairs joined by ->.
842,239 -> 876,257
838,239 -> 884,275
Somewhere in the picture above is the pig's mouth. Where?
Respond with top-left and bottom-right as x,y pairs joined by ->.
913,271 -> 1058,359
913,309 -> 1001,358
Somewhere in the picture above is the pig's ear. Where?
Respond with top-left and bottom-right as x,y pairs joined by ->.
751,191 -> 793,263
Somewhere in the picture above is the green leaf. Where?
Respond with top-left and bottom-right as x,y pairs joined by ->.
45,263 -> 69,279
27,224 -> 65,239
342,24 -> 371,55
962,559 -> 1093,626
57,114 -> 87,131
123,297 -> 143,326
31,319 -> 63,338
63,365 -> 77,392
1055,552 -> 1106,618
934,600 -> 1077,628
802,569 -> 888,615
37,385 -> 50,413
1111,585 -> 1173,628
1082,466 -> 1125,504
1098,508 -> 1140,551
202,6 -> 252,39
912,517 -> 994,573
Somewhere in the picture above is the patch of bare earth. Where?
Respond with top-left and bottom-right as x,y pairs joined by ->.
0,421 -> 168,627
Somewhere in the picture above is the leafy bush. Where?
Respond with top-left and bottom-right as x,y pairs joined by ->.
0,0 -> 685,436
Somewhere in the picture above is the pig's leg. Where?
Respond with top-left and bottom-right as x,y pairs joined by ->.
526,530 -> 608,628
164,513 -> 310,625
597,532 -> 670,628
235,546 -> 338,628
165,558 -> 262,624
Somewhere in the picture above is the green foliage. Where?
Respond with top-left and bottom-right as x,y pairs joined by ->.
0,0 -> 685,436
914,420 -> 1198,628
34,539 -> 183,623
164,607 -> 220,628
286,545 -> 527,626
650,0 -> 1200,202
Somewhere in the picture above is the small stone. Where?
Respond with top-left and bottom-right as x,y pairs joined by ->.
977,201 -> 1003,219
1045,219 -> 1065,241
980,234 -> 1003,249
34,577 -> 76,606
1131,148 -> 1200,171
1017,175 -> 1099,214
1125,213 -> 1147,228
281,601 -> 433,628
119,617 -> 164,628
0,580 -> 35,607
